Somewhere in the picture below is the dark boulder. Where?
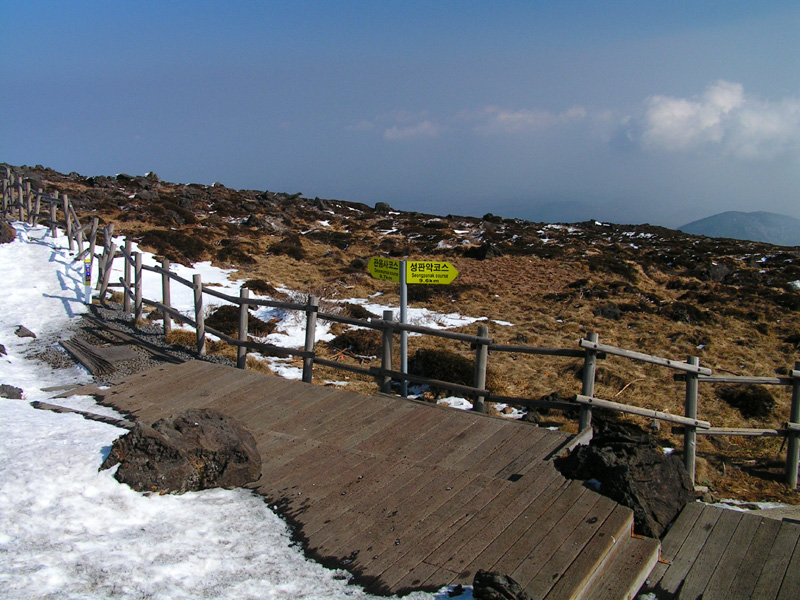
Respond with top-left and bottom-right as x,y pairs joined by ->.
15,325 -> 36,338
100,408 -> 261,494
374,201 -> 392,214
464,243 -> 503,260
473,570 -> 531,600
0,384 -> 23,400
0,221 -> 15,244
555,418 -> 693,538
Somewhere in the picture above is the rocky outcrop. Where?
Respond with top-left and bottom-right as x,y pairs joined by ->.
101,408 -> 261,494
0,384 -> 23,399
555,418 -> 693,538
1,221 -> 15,244
473,570 -> 531,600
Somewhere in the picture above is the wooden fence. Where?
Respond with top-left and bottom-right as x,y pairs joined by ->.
3,171 -> 800,488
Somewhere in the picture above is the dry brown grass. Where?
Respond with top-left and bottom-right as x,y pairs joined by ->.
25,164 -> 800,505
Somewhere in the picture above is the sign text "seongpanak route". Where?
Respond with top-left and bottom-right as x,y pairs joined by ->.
368,257 -> 459,285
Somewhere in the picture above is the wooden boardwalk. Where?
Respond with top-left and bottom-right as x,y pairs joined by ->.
643,502 -> 800,599
68,360 -> 659,598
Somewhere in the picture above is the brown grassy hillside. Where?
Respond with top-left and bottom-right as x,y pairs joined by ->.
7,163 -> 800,503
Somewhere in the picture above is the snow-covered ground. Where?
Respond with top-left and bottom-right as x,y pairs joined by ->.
0,222 -> 469,599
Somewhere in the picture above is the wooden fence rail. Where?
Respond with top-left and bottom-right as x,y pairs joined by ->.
3,173 -> 800,489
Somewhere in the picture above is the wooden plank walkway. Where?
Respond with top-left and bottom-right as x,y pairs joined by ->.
69,360 -> 659,598
643,502 -> 800,599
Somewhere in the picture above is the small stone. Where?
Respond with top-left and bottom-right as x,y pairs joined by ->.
0,343 -> 6,356
473,570 -> 531,600
0,384 -> 23,399
15,326 -> 36,339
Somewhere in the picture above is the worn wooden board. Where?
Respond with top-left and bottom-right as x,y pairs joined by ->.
86,360 -> 661,598
644,503 -> 800,600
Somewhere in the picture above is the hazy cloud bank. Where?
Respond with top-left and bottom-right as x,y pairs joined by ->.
631,80 -> 800,160
356,81 -> 799,162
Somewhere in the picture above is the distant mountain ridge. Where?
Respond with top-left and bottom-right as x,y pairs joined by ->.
679,211 -> 800,247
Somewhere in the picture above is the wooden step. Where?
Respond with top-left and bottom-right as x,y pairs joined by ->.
576,534 -> 660,600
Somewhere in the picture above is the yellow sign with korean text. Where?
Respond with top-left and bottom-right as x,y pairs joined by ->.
406,261 -> 459,285
368,258 -> 459,285
368,257 -> 402,282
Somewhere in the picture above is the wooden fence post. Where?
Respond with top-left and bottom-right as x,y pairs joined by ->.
134,252 -> 143,323
684,356 -> 700,483
123,239 -> 132,313
24,182 -> 31,221
302,295 -> 319,383
99,241 -> 116,300
473,324 -> 489,413
88,217 -> 98,269
193,274 -> 206,356
786,361 -> 800,489
32,188 -> 42,225
579,332 -> 598,431
237,287 -> 250,369
381,310 -> 394,393
161,258 -> 172,336
1,178 -> 7,216
17,180 -> 24,222
62,194 -> 73,251
49,200 -> 57,237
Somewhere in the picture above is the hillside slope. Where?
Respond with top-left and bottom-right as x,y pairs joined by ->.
680,210 -> 800,247
4,162 -> 800,503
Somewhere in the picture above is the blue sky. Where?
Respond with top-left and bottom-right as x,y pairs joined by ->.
3,1 -> 798,227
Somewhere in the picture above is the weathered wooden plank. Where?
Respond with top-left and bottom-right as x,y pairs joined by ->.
545,502 -> 633,600
299,458 -> 419,538
423,463 -> 562,570
353,405 -> 445,456
456,479 -> 582,581
426,417 -> 507,470
376,477 -> 512,590
703,514 -> 773,600
675,508 -> 743,600
645,501 -> 704,588
751,519 -> 800,599
584,536 -> 660,600
656,504 -> 723,595
492,427 -> 551,478
307,464 -> 435,556
517,493 -> 612,594
722,516 -> 783,599
776,528 -> 800,600
350,470 -> 491,576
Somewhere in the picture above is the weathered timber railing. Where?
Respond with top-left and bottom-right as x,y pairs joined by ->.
4,171 -> 800,488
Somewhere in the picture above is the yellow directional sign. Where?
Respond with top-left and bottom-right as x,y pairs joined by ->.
406,260 -> 459,285
368,257 -> 401,282
368,258 -> 460,285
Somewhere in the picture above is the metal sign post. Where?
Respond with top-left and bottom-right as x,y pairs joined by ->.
83,255 -> 92,304
368,257 -> 459,398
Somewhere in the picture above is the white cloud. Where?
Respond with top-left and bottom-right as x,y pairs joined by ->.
383,119 -> 441,141
473,105 -> 587,134
635,80 -> 800,159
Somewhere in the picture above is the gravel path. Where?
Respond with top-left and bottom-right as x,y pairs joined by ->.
31,302 -> 235,386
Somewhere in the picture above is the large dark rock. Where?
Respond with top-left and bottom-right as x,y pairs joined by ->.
464,243 -> 503,260
0,384 -> 23,399
473,570 -> 531,600
0,221 -> 15,244
101,408 -> 261,494
555,418 -> 693,538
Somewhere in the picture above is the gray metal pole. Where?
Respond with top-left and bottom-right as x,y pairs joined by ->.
302,295 -> 319,383
381,310 -> 394,394
400,260 -> 408,397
